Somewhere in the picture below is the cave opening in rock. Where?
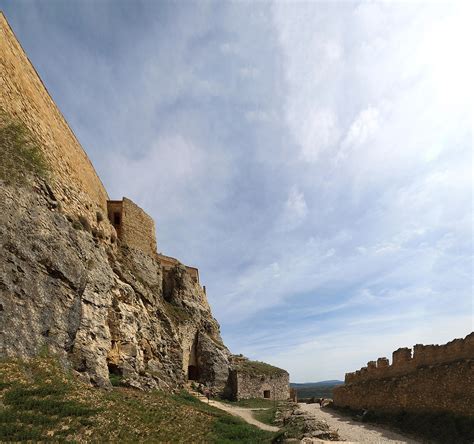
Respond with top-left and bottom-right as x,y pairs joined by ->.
188,365 -> 199,380
263,390 -> 271,399
187,332 -> 200,381
108,363 -> 122,376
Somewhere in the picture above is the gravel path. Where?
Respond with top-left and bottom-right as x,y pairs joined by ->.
194,392 -> 279,432
298,403 -> 420,443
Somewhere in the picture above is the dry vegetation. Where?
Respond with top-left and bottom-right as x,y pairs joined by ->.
235,360 -> 287,377
0,110 -> 48,185
0,354 -> 279,443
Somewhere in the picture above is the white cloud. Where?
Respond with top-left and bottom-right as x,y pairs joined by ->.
298,109 -> 340,162
339,106 -> 380,159
12,0 -> 471,382
277,185 -> 308,232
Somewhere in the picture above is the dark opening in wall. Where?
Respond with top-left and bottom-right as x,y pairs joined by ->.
188,365 -> 199,381
113,212 -> 121,226
264,390 -> 271,399
108,363 -> 122,376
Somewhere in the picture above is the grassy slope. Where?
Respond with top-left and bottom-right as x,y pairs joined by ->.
0,356 -> 278,443
252,406 -> 278,426
219,398 -> 276,409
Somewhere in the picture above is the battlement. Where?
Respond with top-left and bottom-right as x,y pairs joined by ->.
343,333 -> 474,384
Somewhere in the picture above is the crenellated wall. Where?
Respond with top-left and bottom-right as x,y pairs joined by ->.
334,333 -> 474,417
342,333 -> 474,384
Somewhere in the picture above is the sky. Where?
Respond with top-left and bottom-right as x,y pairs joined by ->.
1,0 -> 472,382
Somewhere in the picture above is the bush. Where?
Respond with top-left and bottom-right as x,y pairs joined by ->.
96,211 -> 104,223
109,374 -> 125,387
72,220 -> 83,230
78,215 -> 91,233
0,110 -> 48,185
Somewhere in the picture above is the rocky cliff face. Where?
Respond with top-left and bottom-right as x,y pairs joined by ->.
0,172 -> 231,391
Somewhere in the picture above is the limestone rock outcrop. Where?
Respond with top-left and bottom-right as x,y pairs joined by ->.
0,174 -> 231,391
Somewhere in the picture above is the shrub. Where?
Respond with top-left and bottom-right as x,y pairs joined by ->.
72,220 -> 83,230
96,211 -> 104,223
0,110 -> 48,185
109,374 -> 125,387
78,215 -> 91,233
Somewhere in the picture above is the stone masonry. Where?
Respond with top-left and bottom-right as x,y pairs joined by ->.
226,356 -> 290,401
0,11 -> 290,394
333,333 -> 474,418
0,13 -> 109,232
107,198 -> 157,257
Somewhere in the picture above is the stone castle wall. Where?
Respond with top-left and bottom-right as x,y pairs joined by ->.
120,198 -> 157,257
333,333 -> 474,417
158,254 -> 200,284
0,13 -> 109,227
228,369 -> 289,401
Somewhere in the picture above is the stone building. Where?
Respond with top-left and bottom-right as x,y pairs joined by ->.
106,199 -> 201,287
158,253 -> 200,284
107,198 -> 158,257
225,356 -> 290,401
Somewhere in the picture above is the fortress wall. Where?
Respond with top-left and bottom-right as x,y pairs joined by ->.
121,198 -> 157,257
334,333 -> 474,417
230,370 -> 289,401
342,333 -> 474,384
158,254 -> 200,284
0,13 -> 109,222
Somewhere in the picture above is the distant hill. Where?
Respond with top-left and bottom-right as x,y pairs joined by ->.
290,380 -> 343,387
290,380 -> 344,399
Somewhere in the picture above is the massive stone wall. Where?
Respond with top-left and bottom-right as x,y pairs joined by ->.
158,254 -> 200,284
333,333 -> 474,417
229,370 -> 289,401
226,358 -> 290,401
120,198 -> 157,257
0,13 -> 109,225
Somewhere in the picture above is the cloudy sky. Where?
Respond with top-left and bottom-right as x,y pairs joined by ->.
2,0 -> 472,381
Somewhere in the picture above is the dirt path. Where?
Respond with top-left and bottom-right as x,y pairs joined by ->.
194,392 -> 279,432
298,403 -> 420,443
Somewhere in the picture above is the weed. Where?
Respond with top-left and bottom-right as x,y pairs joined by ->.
72,220 -> 83,230
0,110 -> 48,185
109,373 -> 125,387
78,215 -> 91,233
0,357 -> 278,443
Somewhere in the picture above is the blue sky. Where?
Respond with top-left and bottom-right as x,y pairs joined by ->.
1,0 -> 472,381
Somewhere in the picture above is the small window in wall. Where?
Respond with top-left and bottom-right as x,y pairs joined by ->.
263,390 -> 271,399
113,212 -> 121,226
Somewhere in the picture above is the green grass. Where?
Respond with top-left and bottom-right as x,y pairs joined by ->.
252,406 -> 278,425
220,397 -> 275,408
0,357 -> 278,443
0,357 -> 97,442
0,109 -> 49,185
